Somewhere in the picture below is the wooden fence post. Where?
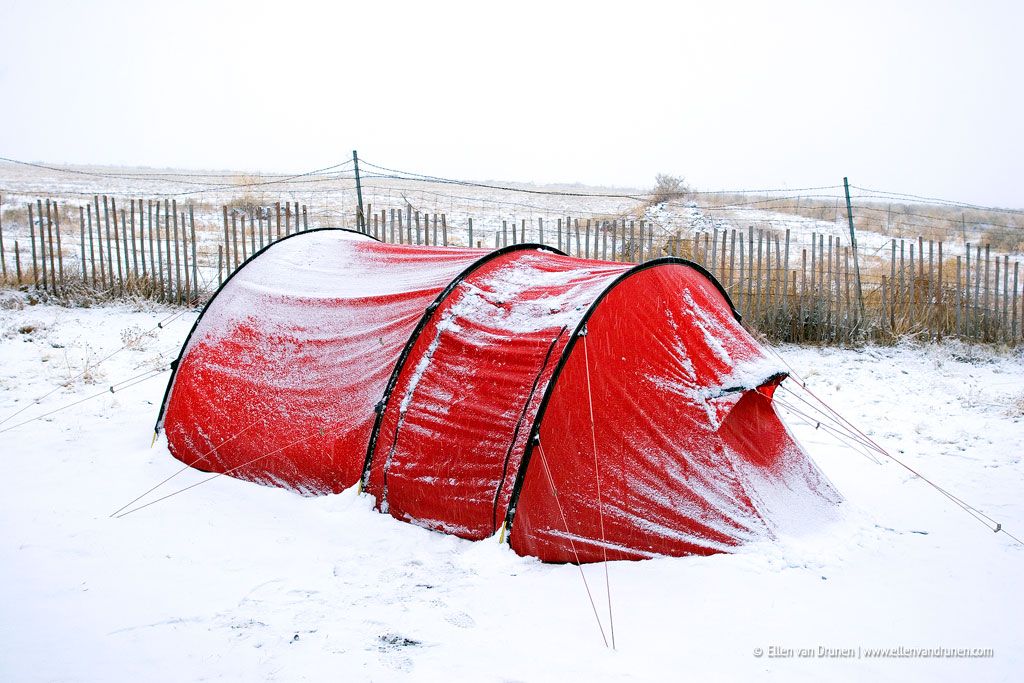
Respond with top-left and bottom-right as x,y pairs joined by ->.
709,228 -> 719,279
1011,260 -> 1019,342
781,229 -> 790,325
36,200 -> 48,291
39,200 -> 50,290
27,203 -> 38,288
45,200 -> 57,292
955,255 -> 962,337
231,211 -> 239,270
53,200 -> 65,292
972,244 -> 981,340
799,247 -> 806,341
154,200 -> 163,300
628,221 -> 636,263
741,229 -> 749,315
240,215 -> 248,263
634,220 -> 643,264
842,246 -> 851,338
139,199 -> 147,278
729,229 -> 737,293
119,209 -> 130,291
130,200 -> 138,280
145,200 -> 153,281
86,204 -> 96,288
119,203 -> 130,284
755,230 -> 764,323
106,198 -> 119,292
181,211 -> 190,305
173,201 -> 182,303
78,206 -> 86,284
93,196 -> 105,288
982,244 -> 991,341
249,213 -> 256,255
190,206 -> 198,303
881,275 -> 889,338
164,199 -> 173,300
1003,254 -> 1010,343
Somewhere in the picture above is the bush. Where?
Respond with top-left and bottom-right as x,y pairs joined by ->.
650,174 -> 691,205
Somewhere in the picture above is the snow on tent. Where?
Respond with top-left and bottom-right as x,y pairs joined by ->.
157,228 -> 841,562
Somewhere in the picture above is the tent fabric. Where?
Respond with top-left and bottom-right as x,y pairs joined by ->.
505,264 -> 840,562
159,229 -> 489,494
158,228 -> 840,562
362,250 -> 631,538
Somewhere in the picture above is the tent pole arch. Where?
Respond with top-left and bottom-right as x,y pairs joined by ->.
154,227 -> 379,434
501,257 -> 745,536
358,243 -> 567,488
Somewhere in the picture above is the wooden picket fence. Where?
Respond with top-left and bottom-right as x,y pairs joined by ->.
1,196 -> 1020,346
356,208 -> 1022,345
0,196 -> 311,305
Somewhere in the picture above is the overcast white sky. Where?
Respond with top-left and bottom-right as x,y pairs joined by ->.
1,0 -> 1020,207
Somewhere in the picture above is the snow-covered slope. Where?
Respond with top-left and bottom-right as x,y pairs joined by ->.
0,295 -> 1021,681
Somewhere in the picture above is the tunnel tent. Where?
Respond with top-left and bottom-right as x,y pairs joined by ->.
158,227 -> 841,562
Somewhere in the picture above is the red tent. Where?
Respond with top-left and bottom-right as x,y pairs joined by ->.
158,228 -> 840,562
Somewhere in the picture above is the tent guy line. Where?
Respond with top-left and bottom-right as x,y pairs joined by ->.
112,421 -> 349,519
0,366 -> 170,435
582,330 -> 616,651
762,380 -> 1022,546
774,397 -> 883,464
109,419 -> 263,518
774,386 -> 884,464
0,295 -> 205,430
0,266 -> 228,433
534,434 -> 610,649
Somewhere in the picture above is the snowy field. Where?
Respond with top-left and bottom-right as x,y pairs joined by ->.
1,293 -> 1022,682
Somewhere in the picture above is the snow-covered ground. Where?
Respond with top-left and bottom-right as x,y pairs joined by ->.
0,294 -> 1021,682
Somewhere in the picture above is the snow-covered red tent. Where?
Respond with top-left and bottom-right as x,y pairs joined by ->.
157,228 -> 840,562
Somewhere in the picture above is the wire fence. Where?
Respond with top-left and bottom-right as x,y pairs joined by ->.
1,157 -> 1021,346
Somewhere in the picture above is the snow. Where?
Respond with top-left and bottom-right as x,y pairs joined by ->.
1,294 -> 1022,681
